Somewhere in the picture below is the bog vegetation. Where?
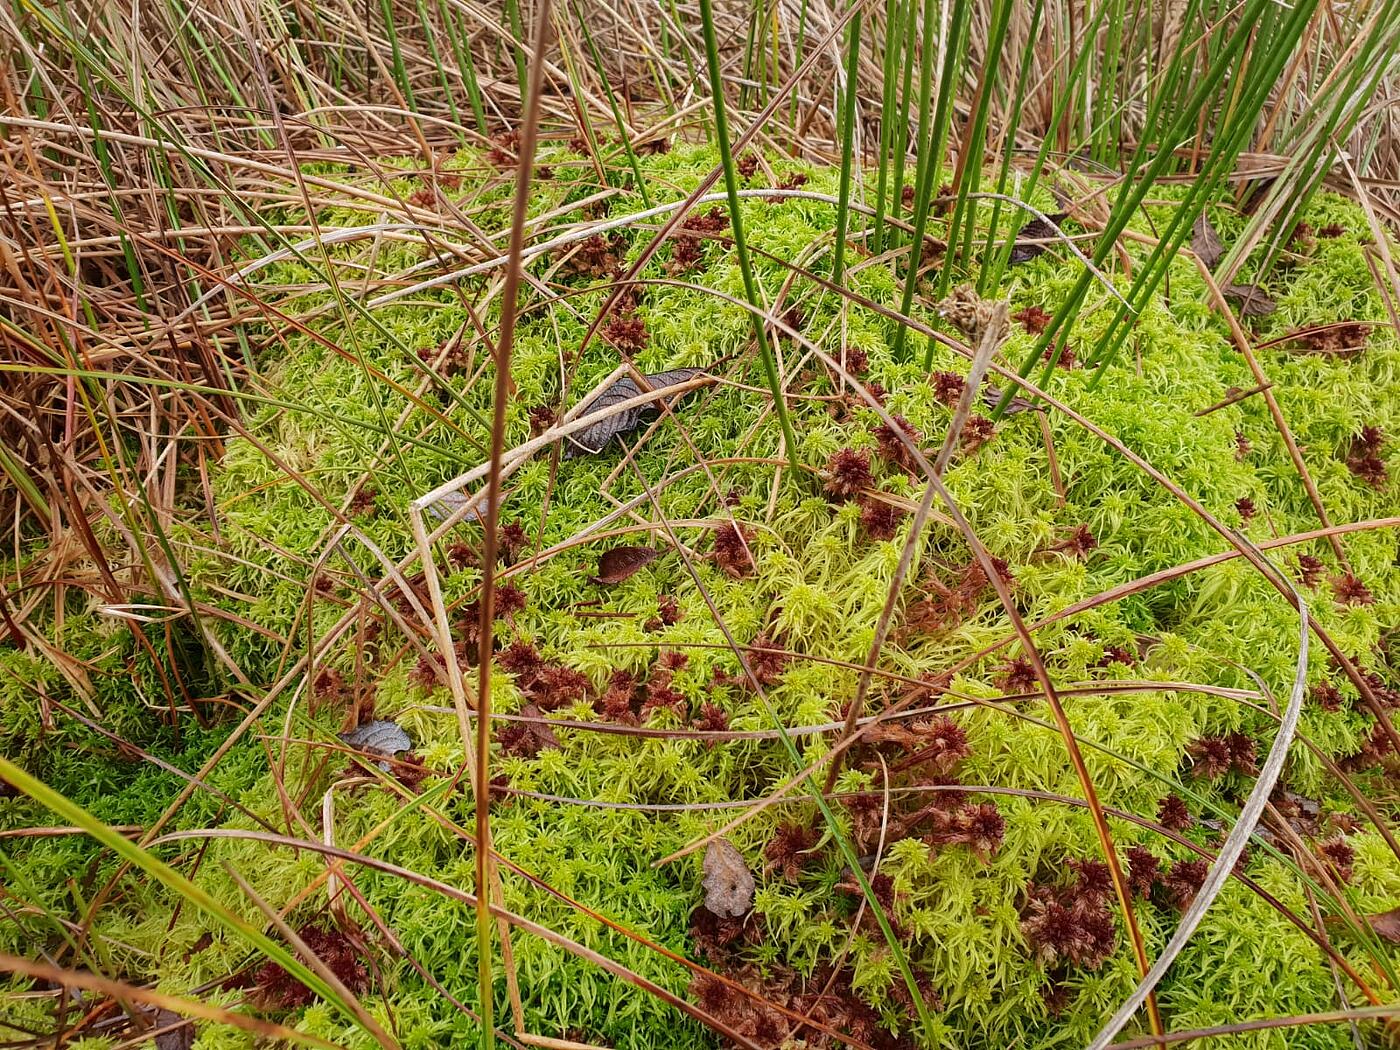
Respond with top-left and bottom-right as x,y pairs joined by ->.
2,2 -> 1400,1049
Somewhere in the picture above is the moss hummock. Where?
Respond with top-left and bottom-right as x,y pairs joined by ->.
3,144 -> 1399,1049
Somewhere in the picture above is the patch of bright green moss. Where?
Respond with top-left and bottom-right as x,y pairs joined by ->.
5,144 -> 1400,1049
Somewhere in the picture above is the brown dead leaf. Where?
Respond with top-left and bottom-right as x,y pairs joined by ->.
338,720 -> 412,771
592,546 -> 661,585
1008,212 -> 1070,265
565,367 -> 710,456
155,1012 -> 195,1050
980,384 -> 1037,416
1369,906 -> 1400,944
500,703 -> 560,758
134,1007 -> 194,1050
1192,214 -> 1224,270
1223,283 -> 1277,317
702,838 -> 755,918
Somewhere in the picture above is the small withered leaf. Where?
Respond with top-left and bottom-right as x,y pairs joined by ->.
146,1008 -> 194,1050
1369,906 -> 1400,944
593,545 -> 662,585
427,489 -> 498,523
1008,212 -> 1069,265
505,703 -> 561,756
1223,283 -> 1277,317
701,838 -> 755,918
980,384 -> 1037,416
1192,214 -> 1225,270
565,368 -> 710,457
339,720 -> 412,770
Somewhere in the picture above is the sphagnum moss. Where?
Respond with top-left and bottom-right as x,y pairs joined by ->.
3,144 -> 1400,1050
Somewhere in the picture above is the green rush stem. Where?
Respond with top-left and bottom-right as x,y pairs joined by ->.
888,0 -> 917,237
869,0 -> 904,255
889,0 -> 938,361
992,0 -> 1274,417
978,0 -> 1043,296
938,0 -> 1013,297
697,0 -> 801,473
831,9 -> 862,287
415,0 -> 460,128
980,0 -> 1107,300
895,0 -> 969,361
376,0 -> 416,110
790,0 -> 811,130
440,0 -> 488,134
1086,0 -> 1323,380
504,0 -> 528,105
578,4 -> 652,208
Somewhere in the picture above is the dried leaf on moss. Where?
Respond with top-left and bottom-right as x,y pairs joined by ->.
1369,907 -> 1400,944
427,489 -> 499,523
498,703 -> 560,758
593,546 -> 662,585
1008,213 -> 1069,265
139,1008 -> 194,1050
565,368 -> 710,456
702,838 -> 754,918
980,385 -> 1037,416
1223,283 -> 1277,317
339,720 -> 412,771
1192,214 -> 1225,270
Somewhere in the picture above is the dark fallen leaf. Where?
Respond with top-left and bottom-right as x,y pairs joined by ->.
1062,150 -> 1098,175
702,838 -> 755,918
502,703 -> 560,757
1192,214 -> 1224,270
1370,906 -> 1400,944
134,1007 -> 193,1050
339,720 -> 412,771
427,489 -> 499,523
592,545 -> 662,585
565,367 -> 711,457
1240,177 -> 1277,216
1223,283 -> 1277,317
1008,212 -> 1069,266
154,1010 -> 195,1050
980,385 -> 1037,415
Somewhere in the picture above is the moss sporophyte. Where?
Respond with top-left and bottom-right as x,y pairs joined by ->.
3,145 -> 1399,1050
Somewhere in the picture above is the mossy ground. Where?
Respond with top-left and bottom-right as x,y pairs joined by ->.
3,144 -> 1399,1049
